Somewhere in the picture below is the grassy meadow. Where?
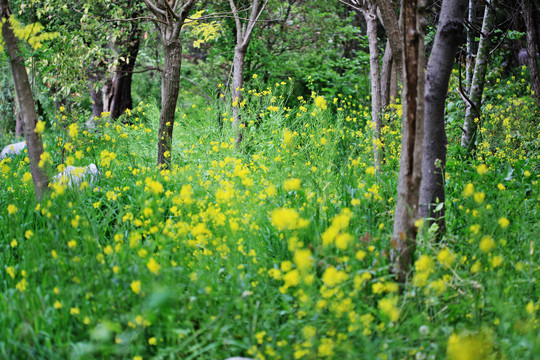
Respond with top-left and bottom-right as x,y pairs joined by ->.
1,72 -> 539,360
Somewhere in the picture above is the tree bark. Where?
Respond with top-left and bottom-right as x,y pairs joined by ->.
231,46 -> 246,129
460,0 -> 495,153
375,0 -> 403,77
157,38 -> 183,166
1,0 -> 49,199
228,0 -> 269,135
364,5 -> 383,169
381,39 -> 393,109
465,0 -> 475,92
419,0 -> 467,238
141,0 -> 198,168
523,0 -> 540,105
109,23 -> 141,119
391,0 -> 425,283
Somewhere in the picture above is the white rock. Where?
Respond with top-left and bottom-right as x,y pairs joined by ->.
53,163 -> 99,188
0,141 -> 26,159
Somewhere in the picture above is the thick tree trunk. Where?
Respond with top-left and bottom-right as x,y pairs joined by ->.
109,26 -> 141,119
365,7 -> 383,169
461,0 -> 494,152
419,0 -> 467,238
391,0 -> 425,283
157,39 -> 183,167
523,0 -> 540,105
231,46 -> 246,129
381,39 -> 394,109
1,0 -> 49,199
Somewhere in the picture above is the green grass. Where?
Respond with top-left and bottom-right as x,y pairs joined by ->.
0,77 -> 539,360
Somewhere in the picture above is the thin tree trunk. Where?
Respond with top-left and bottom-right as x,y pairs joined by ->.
90,85 -> 104,120
365,6 -> 383,169
419,0 -> 467,238
231,46 -> 246,129
465,0 -> 475,92
157,39 -> 183,167
1,0 -> 49,199
523,0 -> 540,105
390,59 -> 398,103
381,39 -> 394,109
375,0 -> 403,77
141,0 -> 198,168
228,0 -> 268,139
461,0 -> 495,152
391,0 -> 425,283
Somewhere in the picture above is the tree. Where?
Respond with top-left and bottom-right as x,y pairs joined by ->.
1,0 -> 49,199
521,0 -> 540,105
345,0 -> 402,169
419,0 -> 467,236
391,0 -> 425,283
141,0 -> 199,167
229,0 -> 269,135
460,0 -> 495,153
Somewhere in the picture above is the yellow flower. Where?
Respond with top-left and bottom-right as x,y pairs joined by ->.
378,296 -> 400,321
498,217 -> 509,228
525,301 -> 535,315
146,257 -> 161,275
473,192 -> 485,203
314,96 -> 327,110
148,337 -> 157,345
437,248 -> 455,268
463,183 -> 474,197
35,120 -> 45,134
497,183 -> 506,191
271,208 -> 308,231
317,338 -> 334,357
524,170 -> 531,177
415,255 -> 434,274
479,235 -> 495,253
490,255 -> 503,268
16,278 -> 28,292
283,178 -> 301,191
7,204 -> 17,215
54,300 -> 63,309
293,249 -> 313,271
476,164 -> 488,175
322,266 -> 348,287
70,307 -> 80,315
446,330 -> 494,360
366,166 -> 376,175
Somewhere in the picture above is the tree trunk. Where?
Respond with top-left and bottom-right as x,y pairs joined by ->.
381,39 -> 394,109
231,46 -> 246,129
461,0 -> 495,153
365,6 -> 383,169
375,0 -> 403,77
523,0 -> 540,105
157,38 -> 183,167
90,85 -> 104,120
109,25 -> 141,119
419,0 -> 467,238
465,0 -> 475,92
1,0 -> 49,199
391,0 -> 425,283
390,59 -> 398,103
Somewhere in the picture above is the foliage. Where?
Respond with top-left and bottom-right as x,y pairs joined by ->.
1,74 -> 538,359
